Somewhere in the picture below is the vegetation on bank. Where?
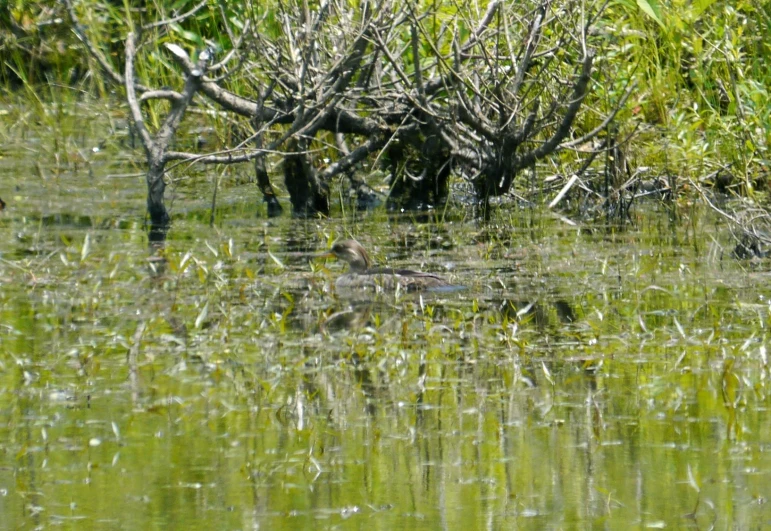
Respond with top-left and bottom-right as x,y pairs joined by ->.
1,0 -> 768,237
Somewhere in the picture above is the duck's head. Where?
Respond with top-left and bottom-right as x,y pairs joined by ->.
319,239 -> 372,272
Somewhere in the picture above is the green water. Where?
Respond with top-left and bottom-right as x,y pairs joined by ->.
1,100 -> 770,529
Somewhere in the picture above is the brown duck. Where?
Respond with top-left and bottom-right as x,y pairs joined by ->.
319,239 -> 448,291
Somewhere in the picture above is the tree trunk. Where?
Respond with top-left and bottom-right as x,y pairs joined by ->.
253,134 -> 283,217
146,161 -> 169,241
386,133 -> 451,210
283,140 -> 329,217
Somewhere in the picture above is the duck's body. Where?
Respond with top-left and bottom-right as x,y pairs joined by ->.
335,266 -> 448,291
321,240 -> 448,291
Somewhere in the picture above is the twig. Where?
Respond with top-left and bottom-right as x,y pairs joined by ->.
548,174 -> 579,208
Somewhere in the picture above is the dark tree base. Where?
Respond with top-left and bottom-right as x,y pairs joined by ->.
283,144 -> 329,217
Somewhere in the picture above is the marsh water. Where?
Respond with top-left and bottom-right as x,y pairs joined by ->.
2,101 -> 771,529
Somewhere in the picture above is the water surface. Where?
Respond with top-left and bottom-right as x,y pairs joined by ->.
1,100 -> 770,529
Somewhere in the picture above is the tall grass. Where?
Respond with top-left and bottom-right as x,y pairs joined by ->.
604,0 -> 769,194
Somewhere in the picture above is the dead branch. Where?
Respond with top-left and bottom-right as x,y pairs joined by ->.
67,0 -> 634,222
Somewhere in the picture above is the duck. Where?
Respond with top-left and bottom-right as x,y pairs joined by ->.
318,239 -> 448,291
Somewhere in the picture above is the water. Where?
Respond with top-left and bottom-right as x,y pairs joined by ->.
1,100 -> 770,529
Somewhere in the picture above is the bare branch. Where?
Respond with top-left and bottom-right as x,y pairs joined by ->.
320,136 -> 387,180
124,32 -> 154,155
560,80 -> 638,150
63,0 -> 139,89
139,90 -> 184,104
461,0 -> 501,53
165,150 -> 266,165
512,51 -> 594,172
157,49 -> 211,159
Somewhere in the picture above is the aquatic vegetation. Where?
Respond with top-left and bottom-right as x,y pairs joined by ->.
1,150 -> 771,527
1,1 -> 771,522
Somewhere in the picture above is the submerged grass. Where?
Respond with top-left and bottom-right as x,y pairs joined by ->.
1,84 -> 771,527
2,177 -> 771,526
